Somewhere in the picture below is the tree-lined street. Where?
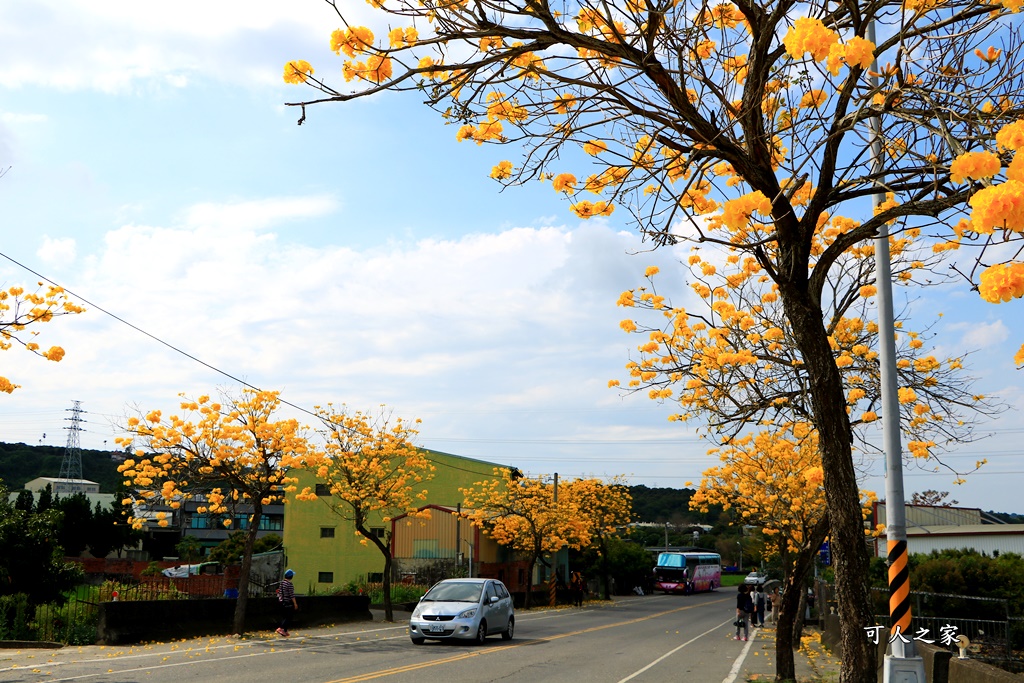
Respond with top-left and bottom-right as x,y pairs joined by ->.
0,594 -> 801,683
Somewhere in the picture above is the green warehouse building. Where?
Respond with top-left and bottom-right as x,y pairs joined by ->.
282,449 -> 511,594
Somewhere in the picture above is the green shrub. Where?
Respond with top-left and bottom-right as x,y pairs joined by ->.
35,600 -> 97,645
347,582 -> 427,604
0,594 -> 32,640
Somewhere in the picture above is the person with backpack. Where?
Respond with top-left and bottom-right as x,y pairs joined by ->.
753,584 -> 766,627
734,584 -> 753,641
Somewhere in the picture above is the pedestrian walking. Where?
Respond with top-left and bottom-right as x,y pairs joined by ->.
754,584 -> 766,626
734,584 -> 753,641
769,586 -> 780,624
276,569 -> 298,637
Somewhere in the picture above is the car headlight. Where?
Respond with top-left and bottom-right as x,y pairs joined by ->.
412,607 -> 423,619
457,608 -> 477,619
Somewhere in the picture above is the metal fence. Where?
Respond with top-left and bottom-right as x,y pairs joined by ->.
818,582 -> 1021,669
0,572 -> 276,646
0,594 -> 99,645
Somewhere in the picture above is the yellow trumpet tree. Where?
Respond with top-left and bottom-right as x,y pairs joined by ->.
561,477 -> 633,599
690,424 -> 876,668
116,389 -> 309,635
616,254 -> 998,475
286,0 -> 1024,677
0,283 -> 84,393
294,405 -> 433,622
461,469 -> 594,608
617,254 -> 996,677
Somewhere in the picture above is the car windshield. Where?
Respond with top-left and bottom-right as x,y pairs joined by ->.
422,581 -> 484,602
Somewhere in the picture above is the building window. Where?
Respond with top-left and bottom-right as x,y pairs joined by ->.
367,572 -> 383,583
318,572 -> 334,583
369,526 -> 386,539
320,527 -> 335,539
315,484 -> 331,497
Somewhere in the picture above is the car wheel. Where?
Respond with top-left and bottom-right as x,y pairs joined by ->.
411,636 -> 425,645
475,621 -> 487,645
501,617 -> 514,641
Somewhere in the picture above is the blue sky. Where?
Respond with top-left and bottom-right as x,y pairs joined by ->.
1,0 -> 1022,514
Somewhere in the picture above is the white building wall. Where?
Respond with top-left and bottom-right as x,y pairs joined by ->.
908,533 -> 1024,557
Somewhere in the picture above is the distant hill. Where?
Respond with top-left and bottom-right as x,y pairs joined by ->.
0,441 -> 125,492
628,484 -> 710,524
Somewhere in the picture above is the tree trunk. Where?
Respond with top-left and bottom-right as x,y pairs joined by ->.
599,535 -> 611,600
774,517 -> 829,681
775,575 -> 801,680
523,544 -> 542,609
782,291 -> 876,683
232,502 -> 262,635
382,550 -> 393,622
359,522 -> 395,622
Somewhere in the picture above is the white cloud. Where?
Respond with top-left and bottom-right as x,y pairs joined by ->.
12,219 -> 669,443
182,195 -> 339,231
0,112 -> 48,124
37,236 -> 76,265
0,0 -> 335,91
955,320 -> 1010,349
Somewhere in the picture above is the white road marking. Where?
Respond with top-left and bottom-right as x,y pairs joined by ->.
616,619 -> 731,683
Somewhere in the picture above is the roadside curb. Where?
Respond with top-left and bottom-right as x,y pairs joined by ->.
0,640 -> 64,650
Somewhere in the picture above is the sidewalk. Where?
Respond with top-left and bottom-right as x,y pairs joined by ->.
738,621 -> 841,683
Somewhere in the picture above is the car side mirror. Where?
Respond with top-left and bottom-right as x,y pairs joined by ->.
489,595 -> 499,604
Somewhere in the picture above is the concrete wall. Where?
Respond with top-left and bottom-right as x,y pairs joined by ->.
821,613 -> 1024,682
96,595 -> 371,645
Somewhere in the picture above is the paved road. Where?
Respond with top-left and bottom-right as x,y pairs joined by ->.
0,593 -> 775,683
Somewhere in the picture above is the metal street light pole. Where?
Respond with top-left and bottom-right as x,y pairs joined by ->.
869,20 -> 926,683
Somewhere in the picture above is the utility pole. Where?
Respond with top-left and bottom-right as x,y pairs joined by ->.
59,400 -> 86,494
869,21 -> 926,683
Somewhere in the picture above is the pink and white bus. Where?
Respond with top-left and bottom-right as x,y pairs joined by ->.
653,552 -> 722,594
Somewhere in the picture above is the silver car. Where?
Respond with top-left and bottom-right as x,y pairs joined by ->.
743,571 -> 768,586
409,578 -> 515,645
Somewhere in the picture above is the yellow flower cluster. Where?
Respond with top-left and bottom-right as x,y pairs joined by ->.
721,191 -> 772,230
342,55 -> 392,84
552,173 -> 577,193
283,60 -> 314,84
570,200 -> 614,218
490,160 -> 513,180
388,27 -> 418,48
455,120 -> 504,145
800,89 -> 827,109
783,18 -> 874,76
997,120 -> 1024,151
968,180 -> 1024,233
949,151 -> 1000,184
978,262 -> 1024,302
330,26 -> 374,57
783,17 -> 839,61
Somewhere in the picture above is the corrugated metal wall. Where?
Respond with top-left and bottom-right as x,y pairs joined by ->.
908,533 -> 1024,557
393,508 -> 460,559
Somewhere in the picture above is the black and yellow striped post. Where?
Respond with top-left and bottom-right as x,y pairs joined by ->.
549,571 -> 557,607
887,538 -> 912,637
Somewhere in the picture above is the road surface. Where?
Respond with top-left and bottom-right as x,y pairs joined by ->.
1,593 -> 774,683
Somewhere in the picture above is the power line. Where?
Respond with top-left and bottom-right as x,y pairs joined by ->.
0,250 -> 331,427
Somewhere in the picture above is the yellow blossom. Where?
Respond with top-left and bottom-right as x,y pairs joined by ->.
490,161 -> 513,180
283,60 -> 314,84
978,262 -> 1024,302
949,151 -> 1001,184
784,18 -> 839,62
